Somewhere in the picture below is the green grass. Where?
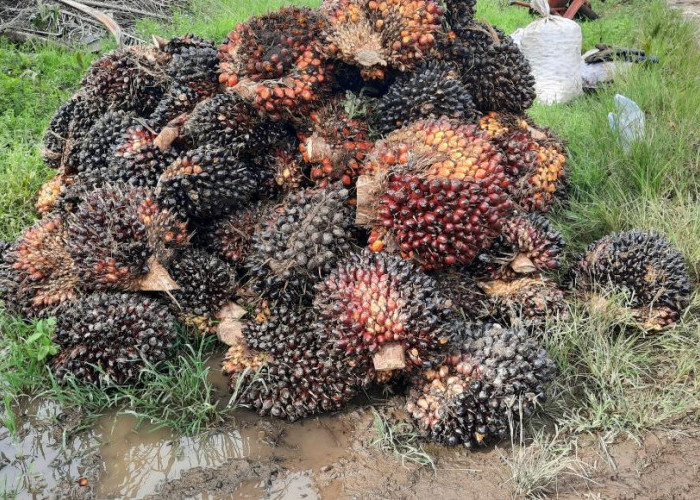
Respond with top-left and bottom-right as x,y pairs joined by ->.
0,0 -> 698,461
371,409 -> 435,469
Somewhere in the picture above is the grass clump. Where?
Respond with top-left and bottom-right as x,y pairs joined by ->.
371,409 -> 435,469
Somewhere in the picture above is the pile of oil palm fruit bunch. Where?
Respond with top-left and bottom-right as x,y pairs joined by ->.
0,0 -> 693,449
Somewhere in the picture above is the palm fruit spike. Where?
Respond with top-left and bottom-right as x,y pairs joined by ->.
81,46 -> 169,116
245,184 -> 354,305
42,99 -> 76,169
199,201 -> 275,266
571,230 -> 692,330
443,0 -> 476,37
148,84 -> 200,129
155,146 -> 261,220
298,101 -> 373,187
218,6 -> 326,86
321,0 -> 444,81
434,270 -> 490,322
35,174 -> 75,215
66,185 -> 188,291
108,123 -> 176,189
372,61 -> 478,135
478,112 -> 568,212
51,292 -> 177,386
406,322 -> 556,448
233,44 -> 335,123
475,213 -> 565,281
0,217 -> 78,317
365,118 -> 513,270
225,306 -> 372,421
255,136 -> 306,194
181,93 -> 261,150
165,248 -> 236,318
314,250 -> 451,368
448,22 -> 535,114
478,277 -> 567,330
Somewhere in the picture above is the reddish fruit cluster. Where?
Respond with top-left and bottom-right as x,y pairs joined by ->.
299,103 -> 373,187
322,0 -> 444,80
218,7 -> 326,86
314,251 -> 450,366
0,217 -> 77,314
365,119 -> 512,269
35,175 -> 74,215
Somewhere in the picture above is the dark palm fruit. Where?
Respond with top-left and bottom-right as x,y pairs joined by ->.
155,146 -> 261,220
406,323 -> 557,448
165,35 -> 219,99
447,22 -> 535,114
75,111 -> 141,186
51,292 -> 177,386
298,102 -> 373,187
434,270 -> 490,322
321,0 -> 444,80
108,124 -> 176,189
0,217 -> 78,317
35,174 -> 75,215
571,230 -> 692,330
443,0 -> 476,37
478,277 -> 567,330
218,7 -> 326,87
475,213 -> 565,281
245,185 -> 355,305
44,95 -> 102,173
165,248 -> 236,318
478,112 -> 568,212
366,119 -> 513,270
225,306 -> 373,421
181,93 -> 261,150
200,201 -> 275,265
81,46 -> 169,116
254,136 -> 307,194
148,84 -> 201,128
66,185 -> 188,291
314,250 -> 451,367
372,61 -> 478,135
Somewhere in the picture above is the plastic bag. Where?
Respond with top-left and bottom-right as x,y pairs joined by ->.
608,94 -> 645,153
519,0 -> 583,104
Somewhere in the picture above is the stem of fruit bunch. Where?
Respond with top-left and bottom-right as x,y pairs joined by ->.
56,0 -> 123,46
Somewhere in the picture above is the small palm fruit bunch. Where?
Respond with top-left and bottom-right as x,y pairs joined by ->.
571,230 -> 692,330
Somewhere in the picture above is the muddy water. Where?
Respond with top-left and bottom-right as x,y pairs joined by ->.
0,358 -> 355,499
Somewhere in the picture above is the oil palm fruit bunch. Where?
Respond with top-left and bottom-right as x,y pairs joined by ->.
474,213 -> 565,281
81,46 -> 169,116
42,95 -> 105,173
571,230 -> 692,330
406,323 -> 556,448
298,101 -> 373,187
314,250 -> 452,369
245,184 -> 355,305
372,61 -> 478,135
434,270 -> 491,322
35,174 -> 75,215
181,93 -> 261,150
365,119 -> 512,270
218,7 -> 326,86
224,305 -> 373,421
163,34 -> 220,101
248,134 -> 307,195
66,185 -> 188,291
51,292 -> 177,385
0,217 -> 78,317
165,248 -> 236,319
155,146 -> 262,220
478,277 -> 567,330
478,112 -> 568,212
447,22 -> 535,114
321,0 -> 444,81
199,200 -> 275,266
